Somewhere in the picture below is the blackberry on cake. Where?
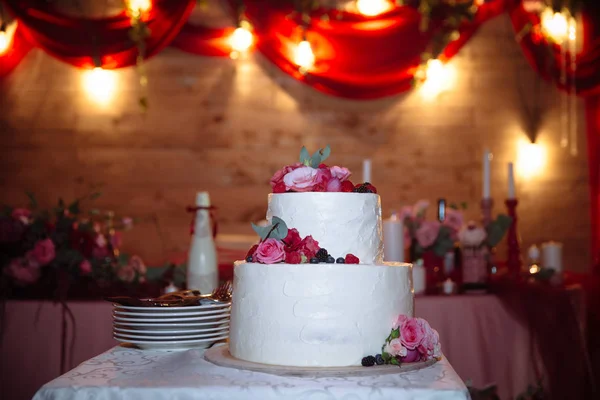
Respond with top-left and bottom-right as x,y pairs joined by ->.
361,356 -> 376,367
316,248 -> 329,262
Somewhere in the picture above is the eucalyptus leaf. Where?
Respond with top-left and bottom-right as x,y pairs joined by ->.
299,146 -> 310,165
251,223 -> 273,240
269,216 -> 288,240
319,145 -> 331,163
310,152 -> 321,168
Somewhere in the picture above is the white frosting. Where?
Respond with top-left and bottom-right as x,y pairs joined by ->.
229,262 -> 413,367
266,193 -> 384,264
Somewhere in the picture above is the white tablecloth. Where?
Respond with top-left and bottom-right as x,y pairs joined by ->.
32,345 -> 469,400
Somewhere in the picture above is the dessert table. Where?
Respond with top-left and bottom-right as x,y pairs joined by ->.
32,345 -> 469,400
1,295 -> 541,400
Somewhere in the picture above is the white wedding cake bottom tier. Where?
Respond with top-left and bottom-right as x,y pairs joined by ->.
229,262 -> 413,367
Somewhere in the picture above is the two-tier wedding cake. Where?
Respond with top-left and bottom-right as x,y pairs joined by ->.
229,146 -> 440,368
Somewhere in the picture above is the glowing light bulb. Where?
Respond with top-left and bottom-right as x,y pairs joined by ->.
355,0 -> 391,16
82,67 -> 117,106
517,140 -> 545,178
230,23 -> 253,54
0,31 -> 9,55
127,0 -> 151,13
294,40 -> 315,71
420,59 -> 456,100
540,8 -> 569,44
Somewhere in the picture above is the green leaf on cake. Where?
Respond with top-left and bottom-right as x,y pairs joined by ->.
390,358 -> 400,366
268,216 -> 288,240
382,352 -> 391,362
391,328 -> 400,339
309,145 -> 331,168
251,223 -> 273,240
299,146 -> 311,166
251,216 -> 288,241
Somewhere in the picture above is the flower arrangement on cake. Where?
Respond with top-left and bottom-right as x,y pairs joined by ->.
245,216 -> 360,265
270,145 -> 377,194
361,314 -> 441,367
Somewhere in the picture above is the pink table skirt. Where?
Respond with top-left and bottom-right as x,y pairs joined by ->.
1,295 -> 538,400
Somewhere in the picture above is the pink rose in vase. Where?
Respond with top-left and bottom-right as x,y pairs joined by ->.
29,238 -> 56,266
117,265 -> 136,283
400,317 -> 427,350
412,200 -> 430,220
283,166 -> 319,192
128,255 -> 147,275
79,260 -> 92,275
5,257 -> 40,286
11,208 -> 32,225
415,221 -> 441,249
384,338 -> 408,357
443,209 -> 464,239
329,166 -> 351,181
254,238 -> 286,264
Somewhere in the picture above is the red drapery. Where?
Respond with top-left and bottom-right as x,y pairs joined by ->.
225,0 -> 506,99
0,24 -> 32,77
508,0 -> 600,265
170,24 -> 235,57
2,0 -> 196,69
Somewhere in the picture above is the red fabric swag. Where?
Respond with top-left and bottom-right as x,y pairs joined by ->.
236,0 -> 505,99
171,24 -> 235,57
3,0 -> 196,69
0,24 -> 32,78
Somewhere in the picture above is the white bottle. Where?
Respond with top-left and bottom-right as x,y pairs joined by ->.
187,191 -> 218,294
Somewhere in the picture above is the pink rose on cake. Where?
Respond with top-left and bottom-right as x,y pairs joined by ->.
270,163 -> 303,192
400,317 -> 427,350
384,338 -> 407,358
254,238 -> 286,264
283,166 -> 319,192
329,166 -> 351,181
312,168 -> 332,192
415,221 -> 441,248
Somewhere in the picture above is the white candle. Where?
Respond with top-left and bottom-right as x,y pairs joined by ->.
443,278 -> 455,295
508,162 -> 516,199
483,149 -> 491,198
362,159 -> 371,183
383,213 -> 404,262
412,261 -> 426,295
541,241 -> 563,272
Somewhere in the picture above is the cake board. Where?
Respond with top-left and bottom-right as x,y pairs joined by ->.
204,345 -> 437,378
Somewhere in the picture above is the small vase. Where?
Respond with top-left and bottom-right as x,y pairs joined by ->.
461,246 -> 488,285
421,251 -> 445,294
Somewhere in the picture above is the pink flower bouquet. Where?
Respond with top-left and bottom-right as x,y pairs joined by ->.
382,315 -> 442,365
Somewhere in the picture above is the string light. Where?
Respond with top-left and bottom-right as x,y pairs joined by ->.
82,67 -> 117,105
355,0 -> 392,16
0,21 -> 16,55
420,59 -> 456,100
229,20 -> 254,57
294,40 -> 315,72
540,8 -> 569,44
126,0 -> 152,13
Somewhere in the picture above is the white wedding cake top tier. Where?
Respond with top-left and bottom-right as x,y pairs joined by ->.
229,262 -> 413,367
266,192 -> 384,264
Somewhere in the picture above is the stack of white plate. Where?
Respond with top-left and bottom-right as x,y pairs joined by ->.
112,301 -> 231,350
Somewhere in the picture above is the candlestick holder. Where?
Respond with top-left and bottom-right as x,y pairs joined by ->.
505,199 -> 522,276
480,198 -> 493,226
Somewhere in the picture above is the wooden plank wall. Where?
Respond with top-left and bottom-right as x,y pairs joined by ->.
0,14 -> 591,271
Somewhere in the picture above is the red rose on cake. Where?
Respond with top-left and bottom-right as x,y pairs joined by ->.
253,239 -> 286,264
